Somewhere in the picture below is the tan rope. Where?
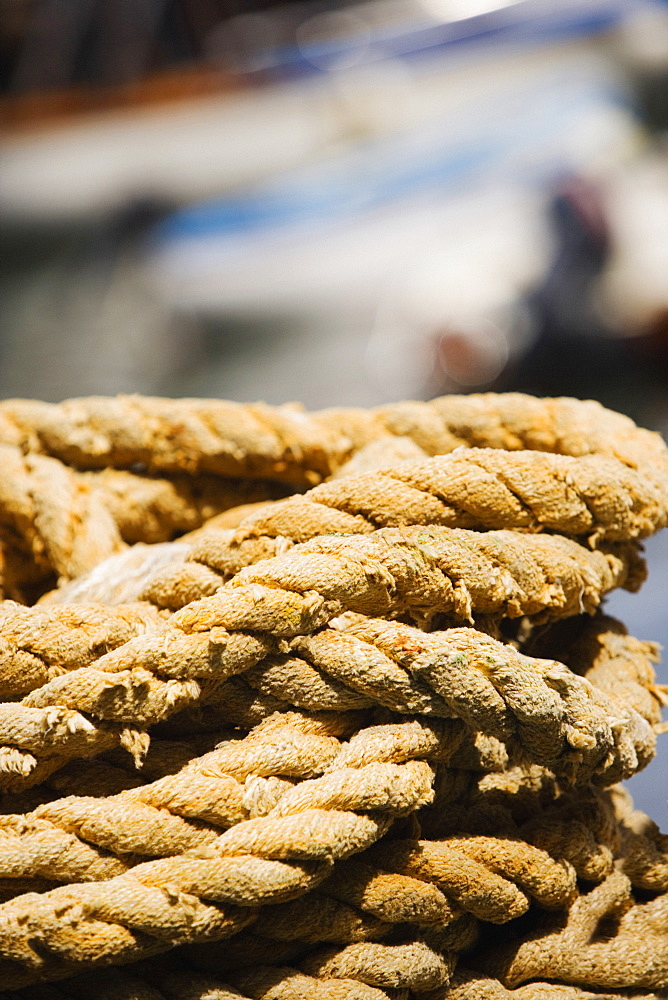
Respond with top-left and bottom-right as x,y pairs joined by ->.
0,720 -> 441,982
0,391 -> 665,996
363,836 -> 575,924
1,608 -> 653,790
0,716 -> 503,900
0,713 -> 623,983
1,393 -> 666,488
105,444 -> 665,608
0,601 -> 165,701
526,613 -> 668,727
216,448 -> 668,546
87,470 -> 286,547
419,758 -> 668,894
297,939 -> 455,993
2,957 -> 660,1000
317,616 -> 656,783
2,621 -> 654,796
0,446 -> 125,600
218,964 -> 397,1000
175,523 -> 639,628
433,967 -> 661,998
0,524 -> 640,788
480,871 -> 668,991
0,443 -> 285,600
607,787 -> 668,894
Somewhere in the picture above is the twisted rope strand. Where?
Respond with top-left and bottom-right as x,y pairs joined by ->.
480,872 -> 668,990
1,608 -> 655,795
0,392 -> 664,995
0,601 -> 165,701
526,613 -> 667,727
0,717 -> 610,982
0,445 -> 285,600
432,967 -> 661,999
217,449 -> 668,548
1,393 -> 666,489
0,713 -> 350,886
0,525 -> 639,787
318,616 -> 656,783
176,526 -> 638,630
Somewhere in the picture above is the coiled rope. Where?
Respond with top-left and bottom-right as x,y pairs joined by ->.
0,392 -> 666,997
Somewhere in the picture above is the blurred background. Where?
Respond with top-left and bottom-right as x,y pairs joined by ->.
2,0 -> 668,819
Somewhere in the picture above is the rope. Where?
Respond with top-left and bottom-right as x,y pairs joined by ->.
220,448 -> 668,546
1,602 -> 655,792
0,443 -> 284,600
1,393 -> 666,488
422,764 -> 668,899
38,447 -> 668,614
480,871 -> 668,991
0,592 -> 654,785
0,523 -> 641,788
0,711 -> 638,982
0,390 -> 665,996
0,601 -> 165,701
0,716 -> 510,898
436,967 -> 659,998
112,445 -> 668,610
526,613 -> 668,727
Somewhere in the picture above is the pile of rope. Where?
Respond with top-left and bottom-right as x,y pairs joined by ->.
0,391 -> 667,999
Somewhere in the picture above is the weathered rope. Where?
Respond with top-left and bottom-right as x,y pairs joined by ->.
0,391 -> 665,997
526,613 -> 668,728
0,711 -> 619,984
322,615 -> 657,783
0,607 -> 654,791
419,757 -> 668,895
1,393 -> 666,489
0,524 -> 641,789
211,448 -> 668,546
0,713 -> 353,884
109,446 -> 667,608
607,786 -> 668,895
0,717 -> 441,983
34,960 -> 404,1000
0,717 -> 526,915
0,443 -> 284,599
0,601 -> 165,701
1,956 -> 660,1000
430,967 -> 662,999
479,871 -> 668,991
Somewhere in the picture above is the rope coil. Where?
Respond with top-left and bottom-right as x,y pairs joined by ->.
0,391 -> 666,997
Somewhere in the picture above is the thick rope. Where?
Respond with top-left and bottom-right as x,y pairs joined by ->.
0,443 -> 285,599
107,446 -> 666,607
1,954 -> 660,1000
0,608 -> 654,792
321,615 -> 656,783
480,871 -> 668,991
0,717 -> 441,983
431,967 -> 661,999
607,787 -> 668,895
419,758 -> 668,895
0,392 -> 665,996
526,613 -> 668,728
0,717 -> 518,911
0,601 -> 165,701
0,711 -> 618,983
0,524 -> 640,789
213,449 -> 668,546
1,393 -> 666,489
442,734 -> 668,895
